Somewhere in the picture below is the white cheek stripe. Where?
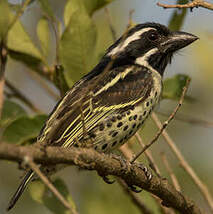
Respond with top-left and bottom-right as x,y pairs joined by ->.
135,48 -> 158,67
135,48 -> 162,79
108,27 -> 155,56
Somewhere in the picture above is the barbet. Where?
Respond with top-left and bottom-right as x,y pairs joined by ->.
7,22 -> 198,210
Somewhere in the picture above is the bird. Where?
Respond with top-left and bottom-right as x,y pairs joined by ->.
7,22 -> 198,211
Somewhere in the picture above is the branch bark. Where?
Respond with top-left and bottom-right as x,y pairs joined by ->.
157,0 -> 213,11
0,142 -> 202,214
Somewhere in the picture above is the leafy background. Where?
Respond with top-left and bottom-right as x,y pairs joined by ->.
0,0 -> 213,213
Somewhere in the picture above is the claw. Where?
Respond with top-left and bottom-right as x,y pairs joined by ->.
138,163 -> 152,181
110,154 -> 128,171
102,175 -> 115,184
129,185 -> 142,193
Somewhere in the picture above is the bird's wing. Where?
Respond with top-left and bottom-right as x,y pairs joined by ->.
38,65 -> 153,148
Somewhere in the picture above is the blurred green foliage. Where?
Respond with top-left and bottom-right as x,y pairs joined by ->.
168,0 -> 188,31
29,179 -> 76,214
0,0 -> 10,40
162,74 -> 192,101
0,100 -> 26,128
2,114 -> 47,144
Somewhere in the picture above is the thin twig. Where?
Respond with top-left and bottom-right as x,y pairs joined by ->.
157,110 -> 213,128
128,9 -> 135,28
157,0 -> 213,11
160,152 -> 181,192
135,133 -> 161,177
0,42 -> 7,118
5,79 -> 42,113
52,20 -> 60,66
152,112 -> 213,212
118,179 -> 153,214
104,8 -> 117,42
6,0 -> 32,36
25,156 -> 78,214
131,79 -> 190,163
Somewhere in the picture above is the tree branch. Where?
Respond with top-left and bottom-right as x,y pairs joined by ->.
0,142 -> 202,214
157,0 -> 213,11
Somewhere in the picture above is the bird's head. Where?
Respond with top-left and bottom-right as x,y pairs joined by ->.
106,22 -> 198,75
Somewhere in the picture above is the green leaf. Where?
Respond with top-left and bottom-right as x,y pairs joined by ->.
2,114 -> 47,144
0,0 -> 11,39
168,0 -> 188,31
83,0 -> 115,16
60,0 -> 97,86
38,0 -> 55,21
162,74 -> 191,100
37,17 -> 50,57
64,0 -> 115,25
8,18 -> 43,60
29,178 -> 77,214
0,100 -> 26,127
64,0 -> 80,26
7,15 -> 46,73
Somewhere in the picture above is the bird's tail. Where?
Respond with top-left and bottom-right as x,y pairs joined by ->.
7,169 -> 34,211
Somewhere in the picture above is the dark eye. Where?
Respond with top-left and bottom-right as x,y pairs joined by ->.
148,32 -> 159,41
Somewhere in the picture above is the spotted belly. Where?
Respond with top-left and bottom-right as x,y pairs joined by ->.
85,92 -> 160,153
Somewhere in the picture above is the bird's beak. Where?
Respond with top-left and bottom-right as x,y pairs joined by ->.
160,31 -> 199,53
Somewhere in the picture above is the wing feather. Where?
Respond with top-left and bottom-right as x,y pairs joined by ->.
38,65 -> 153,148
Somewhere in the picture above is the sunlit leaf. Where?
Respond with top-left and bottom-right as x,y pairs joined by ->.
8,18 -> 43,60
2,114 -> 47,144
162,74 -> 192,100
7,14 -> 46,73
0,100 -> 26,127
60,0 -> 97,86
64,0 -> 115,25
29,178 -> 77,214
0,0 -> 11,39
83,0 -> 115,16
37,17 -> 50,57
168,0 -> 188,31
64,0 -> 81,26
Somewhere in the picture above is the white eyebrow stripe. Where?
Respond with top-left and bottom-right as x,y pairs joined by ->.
107,27 -> 155,56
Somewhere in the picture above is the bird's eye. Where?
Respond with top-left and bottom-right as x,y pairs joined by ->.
148,32 -> 159,41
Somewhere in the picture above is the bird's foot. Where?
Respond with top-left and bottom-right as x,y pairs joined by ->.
138,163 -> 152,181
